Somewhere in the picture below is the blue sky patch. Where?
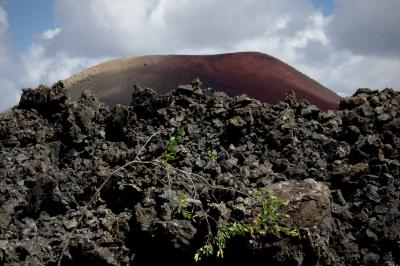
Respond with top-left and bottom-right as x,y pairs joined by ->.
4,0 -> 55,53
311,0 -> 335,16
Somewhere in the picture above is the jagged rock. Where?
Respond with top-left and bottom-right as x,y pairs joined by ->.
267,179 -> 334,264
301,105 -> 320,119
228,116 -> 246,128
362,253 -> 380,265
61,236 -> 119,266
0,81 -> 399,266
155,219 -> 197,249
377,113 -> 391,122
331,189 -> 347,206
340,95 -> 367,109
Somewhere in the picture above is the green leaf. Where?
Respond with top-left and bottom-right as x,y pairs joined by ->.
176,127 -> 185,137
194,243 -> 213,262
193,193 -> 298,262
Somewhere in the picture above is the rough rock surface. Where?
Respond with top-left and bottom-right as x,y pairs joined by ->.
0,81 -> 399,265
267,179 -> 333,265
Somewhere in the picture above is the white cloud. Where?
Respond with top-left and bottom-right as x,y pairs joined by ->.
48,0 -> 318,56
0,6 -> 10,68
295,0 -> 400,95
0,5 -> 7,34
41,27 -> 62,40
0,6 -> 19,111
19,43 -> 107,86
327,0 -> 400,57
0,78 -> 18,111
48,0 -> 165,56
321,55 -> 400,95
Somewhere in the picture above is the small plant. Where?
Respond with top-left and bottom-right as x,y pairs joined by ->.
58,129 -> 298,266
194,221 -> 250,261
194,243 -> 213,262
252,193 -> 299,238
214,220 -> 251,259
161,127 -> 185,166
208,149 -> 218,161
174,191 -> 196,221
194,191 -> 299,262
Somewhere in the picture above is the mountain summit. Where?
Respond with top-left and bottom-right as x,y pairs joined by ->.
65,52 -> 340,110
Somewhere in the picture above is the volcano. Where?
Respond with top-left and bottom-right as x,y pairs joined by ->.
64,52 -> 340,110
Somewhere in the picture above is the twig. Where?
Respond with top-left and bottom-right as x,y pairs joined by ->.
134,132 -> 159,160
57,130 -> 247,265
56,132 -> 159,265
141,164 -> 167,187
156,161 -> 249,197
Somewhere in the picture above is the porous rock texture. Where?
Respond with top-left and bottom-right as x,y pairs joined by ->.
0,81 -> 399,265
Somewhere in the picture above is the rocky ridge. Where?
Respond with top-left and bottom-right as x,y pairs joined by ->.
0,81 -> 399,265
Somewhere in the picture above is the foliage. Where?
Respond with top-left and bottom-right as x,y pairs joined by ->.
61,129 -> 297,265
194,190 -> 299,262
174,191 -> 196,221
194,243 -> 213,262
208,149 -> 218,161
251,191 -> 298,238
161,127 -> 185,166
155,130 -> 298,262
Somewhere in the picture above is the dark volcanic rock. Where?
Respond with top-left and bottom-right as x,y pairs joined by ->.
266,179 -> 334,265
0,82 -> 399,266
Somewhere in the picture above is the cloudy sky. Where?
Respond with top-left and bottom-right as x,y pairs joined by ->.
0,0 -> 399,111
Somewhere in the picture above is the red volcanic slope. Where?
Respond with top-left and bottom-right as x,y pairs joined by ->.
65,52 -> 340,110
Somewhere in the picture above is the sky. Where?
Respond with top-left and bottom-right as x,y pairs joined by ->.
0,0 -> 400,111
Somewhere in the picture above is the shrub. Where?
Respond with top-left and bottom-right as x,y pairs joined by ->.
194,191 -> 299,262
